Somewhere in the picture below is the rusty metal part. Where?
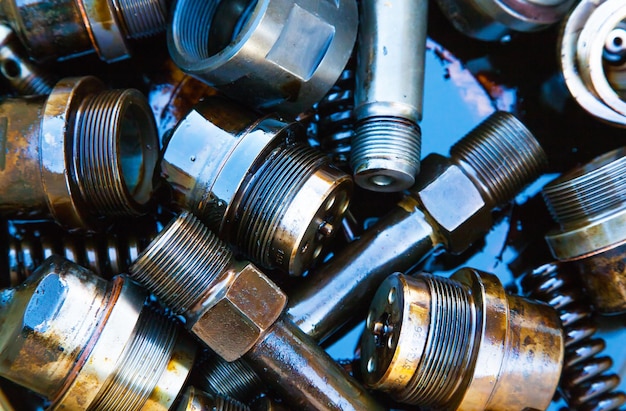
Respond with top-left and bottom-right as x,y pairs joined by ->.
0,255 -> 196,410
351,0 -> 427,192
361,270 -> 564,410
0,76 -> 158,230
129,212 -> 384,411
175,387 -> 250,411
167,0 -> 358,116
543,147 -> 626,313
436,0 -> 575,41
161,96 -> 352,276
0,0 -> 167,62
522,262 -> 626,410
287,111 -> 548,343
559,0 -> 626,127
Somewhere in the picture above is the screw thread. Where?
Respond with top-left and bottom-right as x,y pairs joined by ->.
178,387 -> 251,411
196,354 -> 265,403
88,307 -> 179,410
130,212 -> 233,315
542,148 -> 626,228
115,0 -> 168,39
450,111 -> 548,208
10,72 -> 54,95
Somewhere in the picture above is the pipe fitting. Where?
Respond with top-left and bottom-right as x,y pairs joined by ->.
175,387 -> 250,411
0,255 -> 196,410
543,147 -> 626,313
129,212 -> 384,411
436,0 -> 575,41
361,270 -> 564,410
351,0 -> 427,192
161,97 -> 352,276
0,76 -> 159,230
167,0 -> 358,116
0,0 -> 168,62
560,0 -> 626,127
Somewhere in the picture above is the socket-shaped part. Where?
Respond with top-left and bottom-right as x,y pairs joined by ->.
351,0 -> 427,192
0,255 -> 196,410
0,76 -> 158,230
560,0 -> 626,127
436,0 -> 575,41
167,0 -> 358,116
0,0 -> 167,62
361,270 -> 564,410
161,97 -> 352,276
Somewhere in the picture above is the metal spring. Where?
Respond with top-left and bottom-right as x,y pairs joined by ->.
521,262 -> 626,411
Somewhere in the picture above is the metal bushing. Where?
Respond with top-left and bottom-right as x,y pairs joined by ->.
167,0 -> 358,116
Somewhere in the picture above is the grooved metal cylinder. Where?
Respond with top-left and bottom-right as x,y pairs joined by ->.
175,387 -> 250,411
0,0 -> 167,62
129,212 -> 384,411
351,0 -> 427,192
167,0 -> 358,116
0,76 -> 158,230
161,97 -> 352,276
0,255 -> 196,410
361,270 -> 564,410
544,147 -> 626,313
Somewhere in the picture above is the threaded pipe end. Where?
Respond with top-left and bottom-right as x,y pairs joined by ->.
351,116 -> 421,192
88,308 -> 178,411
177,387 -> 251,411
115,0 -> 168,39
129,212 -> 233,315
542,147 -> 626,228
74,89 -> 158,217
196,355 -> 265,403
450,111 -> 548,208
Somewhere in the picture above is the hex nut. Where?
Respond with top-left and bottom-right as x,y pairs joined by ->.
191,263 -> 287,361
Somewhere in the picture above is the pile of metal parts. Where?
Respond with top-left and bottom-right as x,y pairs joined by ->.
0,0 -> 625,409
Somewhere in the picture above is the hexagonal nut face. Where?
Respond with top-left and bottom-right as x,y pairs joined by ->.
191,263 -> 287,362
415,158 -> 492,253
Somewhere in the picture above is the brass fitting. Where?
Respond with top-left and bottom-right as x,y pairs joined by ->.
175,387 -> 250,411
130,212 -> 384,411
0,0 -> 167,62
436,0 -> 575,41
351,0 -> 427,192
361,270 -> 564,410
560,0 -> 626,127
287,111 -> 548,343
0,76 -> 158,230
0,255 -> 196,410
161,97 -> 352,276
543,147 -> 626,313
167,0 -> 358,116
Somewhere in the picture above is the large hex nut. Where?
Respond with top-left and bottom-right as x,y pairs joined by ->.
191,263 -> 287,361
413,155 -> 492,253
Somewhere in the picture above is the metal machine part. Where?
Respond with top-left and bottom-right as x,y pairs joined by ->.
0,255 -> 196,410
167,0 -> 358,116
287,111 -> 548,343
161,97 -> 352,276
0,76 -> 158,230
361,270 -> 563,410
175,387 -> 250,411
0,24 -> 54,95
560,0 -> 626,127
0,0 -> 167,62
129,212 -> 384,411
351,0 -> 427,192
436,0 -> 575,41
522,263 -> 626,411
543,147 -> 626,314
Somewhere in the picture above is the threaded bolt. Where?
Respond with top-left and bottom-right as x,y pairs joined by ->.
176,387 -> 250,411
114,0 -> 168,39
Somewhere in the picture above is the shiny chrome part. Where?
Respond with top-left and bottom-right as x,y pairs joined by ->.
361,270 -> 563,410
351,0 -> 427,192
167,0 -> 358,116
0,0 -> 167,62
287,111 -> 547,343
175,387 -> 250,411
0,255 -> 196,410
560,0 -> 626,127
436,0 -> 575,41
544,147 -> 626,313
0,76 -> 158,230
161,97 -> 352,276
130,212 -> 384,411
